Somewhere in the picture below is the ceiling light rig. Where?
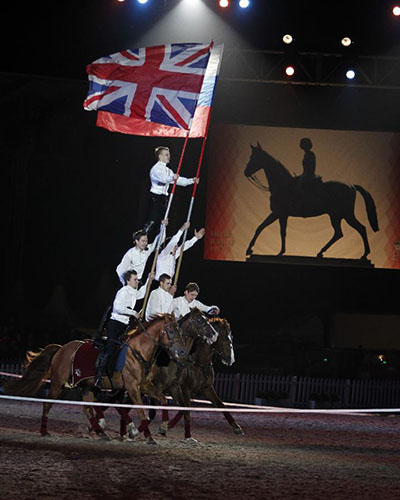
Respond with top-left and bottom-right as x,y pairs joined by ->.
285,65 -> 295,77
341,37 -> 353,47
283,34 -> 294,45
219,0 -> 229,7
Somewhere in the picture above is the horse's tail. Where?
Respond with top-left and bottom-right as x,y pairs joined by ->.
4,344 -> 61,397
355,185 -> 379,232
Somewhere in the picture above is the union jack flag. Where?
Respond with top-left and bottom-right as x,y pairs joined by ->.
83,43 -> 212,130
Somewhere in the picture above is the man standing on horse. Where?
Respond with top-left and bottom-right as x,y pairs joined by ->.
142,146 -> 199,236
145,273 -> 175,321
116,219 -> 168,285
94,269 -> 154,388
156,221 -> 205,281
172,282 -> 220,320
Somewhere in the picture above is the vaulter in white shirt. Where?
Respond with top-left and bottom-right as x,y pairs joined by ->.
94,269 -> 154,387
111,272 -> 152,325
143,146 -> 199,236
145,273 -> 174,321
171,282 -> 220,320
155,222 -> 205,281
116,220 -> 167,285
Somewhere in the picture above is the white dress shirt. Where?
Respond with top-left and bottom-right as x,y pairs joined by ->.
111,282 -> 148,325
116,230 -> 165,284
171,296 -> 217,320
150,161 -> 194,196
145,287 -> 174,321
155,228 -> 199,280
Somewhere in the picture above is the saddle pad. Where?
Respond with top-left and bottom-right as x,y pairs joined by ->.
71,341 -> 128,387
71,341 -> 99,386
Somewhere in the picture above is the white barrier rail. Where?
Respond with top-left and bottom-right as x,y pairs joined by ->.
0,394 -> 399,415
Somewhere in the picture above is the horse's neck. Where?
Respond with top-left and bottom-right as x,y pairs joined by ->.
261,158 -> 292,191
191,340 -> 213,365
129,322 -> 161,361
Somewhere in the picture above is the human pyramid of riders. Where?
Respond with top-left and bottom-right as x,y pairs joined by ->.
94,146 -> 220,388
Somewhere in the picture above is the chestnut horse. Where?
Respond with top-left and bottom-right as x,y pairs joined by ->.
6,314 -> 186,444
93,307 -> 218,438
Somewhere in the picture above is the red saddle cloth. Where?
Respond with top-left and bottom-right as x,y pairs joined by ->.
71,340 -> 99,386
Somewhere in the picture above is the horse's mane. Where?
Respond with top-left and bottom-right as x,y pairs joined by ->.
127,313 -> 174,336
256,145 -> 294,180
209,317 -> 230,328
178,307 -> 202,325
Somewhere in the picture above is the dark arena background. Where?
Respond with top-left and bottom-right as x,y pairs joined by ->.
1,1 -> 400,499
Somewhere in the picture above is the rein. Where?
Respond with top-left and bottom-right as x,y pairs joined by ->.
247,174 -> 270,192
125,317 -> 177,374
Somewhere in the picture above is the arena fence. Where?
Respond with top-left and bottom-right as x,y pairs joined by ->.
1,359 -> 400,409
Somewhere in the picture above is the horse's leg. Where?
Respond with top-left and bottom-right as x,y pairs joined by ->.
202,385 -> 244,435
40,372 -> 65,436
317,215 -> 343,258
181,388 -> 196,442
344,213 -> 370,258
156,394 -> 170,436
94,406 -> 108,431
278,216 -> 288,256
116,407 -> 139,440
82,393 -> 109,438
246,212 -> 279,256
126,385 -> 156,444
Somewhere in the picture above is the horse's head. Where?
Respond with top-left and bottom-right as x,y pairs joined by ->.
179,307 -> 218,345
244,142 -> 264,178
159,314 -> 187,362
209,318 -> 235,366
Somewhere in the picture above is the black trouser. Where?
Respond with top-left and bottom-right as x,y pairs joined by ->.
104,319 -> 128,356
143,193 -> 168,238
95,319 -> 127,386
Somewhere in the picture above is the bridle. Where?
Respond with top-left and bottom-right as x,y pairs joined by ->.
247,173 -> 270,192
126,316 -> 184,372
179,311 -> 218,344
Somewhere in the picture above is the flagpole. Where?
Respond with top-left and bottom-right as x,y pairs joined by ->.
173,109 -> 214,288
140,129 -> 191,319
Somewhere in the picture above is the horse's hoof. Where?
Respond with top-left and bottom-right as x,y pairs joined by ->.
40,430 -> 50,437
158,427 -> 167,436
99,432 -> 112,441
233,426 -> 245,435
147,437 -> 158,445
184,437 -> 198,444
97,418 -> 106,430
316,252 -> 323,259
246,248 -> 253,257
127,423 -> 139,439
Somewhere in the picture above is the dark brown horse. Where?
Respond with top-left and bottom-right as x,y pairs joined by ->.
93,307 -> 219,438
153,317 -> 244,441
244,142 -> 379,258
6,314 -> 187,444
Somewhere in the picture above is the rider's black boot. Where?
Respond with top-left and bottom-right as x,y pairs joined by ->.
94,352 -> 109,388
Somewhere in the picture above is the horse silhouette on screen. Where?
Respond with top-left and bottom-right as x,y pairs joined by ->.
244,142 -> 379,259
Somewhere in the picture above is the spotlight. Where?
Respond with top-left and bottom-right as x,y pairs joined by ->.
346,69 -> 355,80
341,37 -> 352,47
239,0 -> 250,8
282,34 -> 293,45
137,0 -> 148,3
285,65 -> 295,77
219,0 -> 229,7
393,5 -> 400,16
